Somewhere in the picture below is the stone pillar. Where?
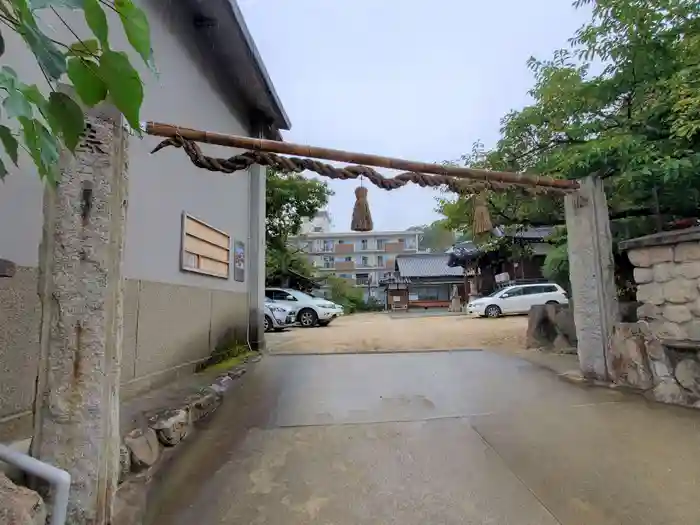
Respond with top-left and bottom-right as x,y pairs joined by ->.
247,123 -> 266,352
564,175 -> 618,381
31,104 -> 128,524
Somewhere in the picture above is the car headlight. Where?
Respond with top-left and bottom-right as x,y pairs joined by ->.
319,303 -> 335,309
270,306 -> 286,313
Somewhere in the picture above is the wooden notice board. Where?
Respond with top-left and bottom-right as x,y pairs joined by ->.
181,213 -> 231,279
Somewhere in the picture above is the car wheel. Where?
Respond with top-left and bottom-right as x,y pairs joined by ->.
298,308 -> 318,328
264,315 -> 272,332
546,300 -> 559,305
485,305 -> 502,318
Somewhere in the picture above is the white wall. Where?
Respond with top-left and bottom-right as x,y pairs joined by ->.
0,2 -> 255,293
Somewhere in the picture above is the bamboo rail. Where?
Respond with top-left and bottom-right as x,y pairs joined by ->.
145,122 -> 579,191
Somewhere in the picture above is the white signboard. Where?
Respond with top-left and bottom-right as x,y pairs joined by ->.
495,272 -> 510,283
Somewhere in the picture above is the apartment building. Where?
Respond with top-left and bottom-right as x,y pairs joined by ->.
292,213 -> 422,300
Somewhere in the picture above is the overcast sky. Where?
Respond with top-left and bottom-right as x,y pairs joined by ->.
239,0 -> 591,232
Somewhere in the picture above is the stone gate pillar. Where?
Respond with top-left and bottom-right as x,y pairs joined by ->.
564,175 -> 618,381
31,103 -> 128,524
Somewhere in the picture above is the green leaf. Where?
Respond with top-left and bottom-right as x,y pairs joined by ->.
0,66 -> 18,91
20,22 -> 67,79
99,50 -> 143,130
29,0 -> 84,8
3,91 -> 33,119
84,0 -> 109,48
0,125 -> 19,166
47,92 -> 84,151
115,0 -> 151,64
66,39 -> 100,58
20,117 -> 60,183
20,84 -> 47,108
67,58 -> 107,106
0,157 -> 6,180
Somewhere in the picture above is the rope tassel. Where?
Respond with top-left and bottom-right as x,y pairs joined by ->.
351,186 -> 374,232
472,194 -> 493,235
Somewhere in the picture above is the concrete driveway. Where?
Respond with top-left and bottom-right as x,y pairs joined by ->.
147,351 -> 700,525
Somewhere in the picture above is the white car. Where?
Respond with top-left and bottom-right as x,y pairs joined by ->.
467,283 -> 568,318
265,288 -> 339,327
264,299 -> 298,332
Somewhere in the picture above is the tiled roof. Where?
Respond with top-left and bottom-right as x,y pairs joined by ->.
396,254 -> 464,278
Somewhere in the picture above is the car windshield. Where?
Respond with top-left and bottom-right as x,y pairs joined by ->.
487,288 -> 507,297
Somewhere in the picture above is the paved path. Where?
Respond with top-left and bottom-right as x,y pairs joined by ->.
148,351 -> 700,525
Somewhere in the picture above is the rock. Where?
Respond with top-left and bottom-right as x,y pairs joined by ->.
652,360 -> 672,379
119,444 -> 131,482
676,262 -> 700,280
0,473 -> 47,525
148,408 -> 191,447
674,243 -> 700,262
662,304 -> 692,323
674,359 -> 700,395
186,388 -> 222,422
228,367 -> 246,380
526,304 -> 577,350
608,324 -> 653,389
112,477 -> 148,525
649,380 -> 687,405
250,353 -> 263,363
653,262 -> 676,283
210,375 -> 233,395
636,283 -> 664,305
663,279 -> 698,304
637,303 -> 662,321
645,337 -> 667,361
650,320 -> 688,340
633,267 -> 653,284
685,320 -> 700,341
124,427 -> 161,470
629,246 -> 673,267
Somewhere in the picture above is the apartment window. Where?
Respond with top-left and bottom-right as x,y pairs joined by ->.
338,240 -> 345,244
323,256 -> 334,268
377,239 -> 385,249
398,238 -> 404,243
361,256 -> 369,267
361,239 -> 368,250
313,226 -> 323,232
344,256 -> 352,262
377,255 -> 384,266
181,213 -> 230,279
322,240 -> 333,252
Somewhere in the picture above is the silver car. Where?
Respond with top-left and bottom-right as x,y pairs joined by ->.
264,299 -> 297,332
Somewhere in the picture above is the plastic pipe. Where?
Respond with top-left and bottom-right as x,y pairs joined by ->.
0,444 -> 71,525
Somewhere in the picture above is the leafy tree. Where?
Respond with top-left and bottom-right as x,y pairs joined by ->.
408,220 -> 455,252
265,168 -> 332,284
438,0 -> 700,289
0,0 -> 152,182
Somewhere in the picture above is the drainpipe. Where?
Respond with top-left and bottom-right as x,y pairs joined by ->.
0,444 -> 71,525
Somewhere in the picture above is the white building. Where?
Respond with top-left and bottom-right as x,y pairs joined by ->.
292,214 -> 422,300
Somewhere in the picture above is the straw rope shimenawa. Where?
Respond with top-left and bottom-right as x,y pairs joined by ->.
145,122 -> 578,231
145,122 -> 579,195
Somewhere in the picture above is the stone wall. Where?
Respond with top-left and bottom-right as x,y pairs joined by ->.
612,228 -> 700,407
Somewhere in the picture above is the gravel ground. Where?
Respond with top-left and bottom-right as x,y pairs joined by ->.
266,312 -> 529,354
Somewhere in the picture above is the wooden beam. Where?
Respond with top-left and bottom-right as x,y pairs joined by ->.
145,122 -> 579,191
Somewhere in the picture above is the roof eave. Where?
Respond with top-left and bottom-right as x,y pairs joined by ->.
185,0 -> 291,134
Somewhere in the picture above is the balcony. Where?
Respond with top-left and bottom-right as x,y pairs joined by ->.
384,241 -> 405,253
335,243 -> 355,254
335,261 -> 355,271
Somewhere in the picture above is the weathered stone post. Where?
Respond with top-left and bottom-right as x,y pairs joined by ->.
31,103 -> 128,524
247,123 -> 266,352
564,175 -> 618,380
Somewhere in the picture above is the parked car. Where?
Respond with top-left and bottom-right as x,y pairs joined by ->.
263,299 -> 298,332
265,288 -> 339,327
467,283 -> 568,318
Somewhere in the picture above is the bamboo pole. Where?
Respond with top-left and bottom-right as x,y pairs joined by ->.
145,122 -> 579,191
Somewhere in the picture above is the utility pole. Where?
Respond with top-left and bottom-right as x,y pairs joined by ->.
31,103 -> 128,524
